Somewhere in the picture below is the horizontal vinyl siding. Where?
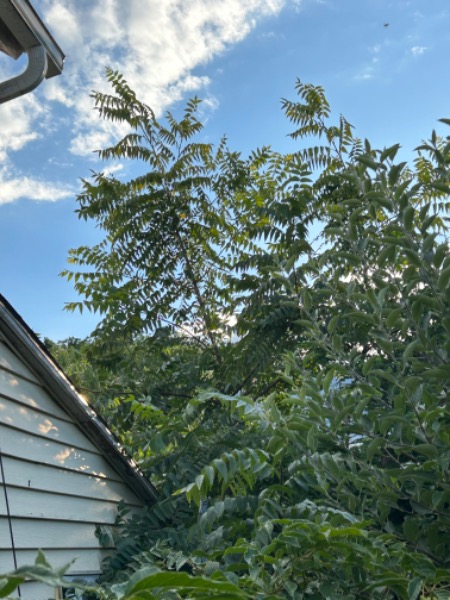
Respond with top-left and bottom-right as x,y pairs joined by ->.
1,455 -> 141,504
15,581 -> 60,600
0,394 -> 97,451
17,581 -> 58,600
0,517 -> 112,550
0,549 -> 111,575
0,341 -> 40,383
0,486 -> 126,523
0,550 -> 14,572
0,423 -> 119,477
15,578 -> 109,600
0,367 -> 69,421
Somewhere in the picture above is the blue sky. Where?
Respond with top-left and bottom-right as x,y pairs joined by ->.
0,0 -> 449,340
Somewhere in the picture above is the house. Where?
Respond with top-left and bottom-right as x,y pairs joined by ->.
0,294 -> 158,599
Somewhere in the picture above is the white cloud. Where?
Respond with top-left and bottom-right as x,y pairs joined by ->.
69,125 -> 122,158
34,0 -> 291,156
354,60 -> 376,82
411,45 -> 428,56
352,41 -> 390,82
101,163 -> 124,177
0,95 -> 45,162
44,79 -> 76,107
0,169 -> 74,204
354,70 -> 374,81
0,0 -> 297,204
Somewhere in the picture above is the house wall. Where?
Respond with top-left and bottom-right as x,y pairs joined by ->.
0,337 -> 145,599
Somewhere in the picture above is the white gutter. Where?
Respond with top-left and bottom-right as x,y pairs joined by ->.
0,0 -> 64,103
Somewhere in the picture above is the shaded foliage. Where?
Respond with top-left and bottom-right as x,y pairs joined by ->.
55,71 -> 450,599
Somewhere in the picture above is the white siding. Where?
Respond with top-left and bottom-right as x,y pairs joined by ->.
0,340 -> 146,600
2,456 -> 141,503
0,340 -> 40,383
0,487 -> 127,522
0,518 -> 112,549
0,548 -> 111,573
1,425 -> 124,476
15,579 -> 106,600
0,395 -> 100,449
15,582 -> 55,600
0,365 -> 69,420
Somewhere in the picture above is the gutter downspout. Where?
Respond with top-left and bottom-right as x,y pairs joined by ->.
0,43 -> 47,103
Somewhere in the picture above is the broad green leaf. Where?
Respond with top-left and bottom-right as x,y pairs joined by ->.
366,437 -> 384,460
370,369 -> 399,385
323,369 -> 335,394
431,182 -> 450,194
433,591 -> 450,600
407,577 -> 422,600
121,569 -> 247,598
402,518 -> 419,542
414,444 -> 438,458
0,577 -> 24,598
204,466 -> 215,486
214,459 -> 228,483
433,243 -> 449,268
386,307 -> 403,329
377,245 -> 396,266
327,315 -> 339,334
438,265 -> 450,291
403,339 -> 422,361
306,426 -> 318,451
388,162 -> 407,186
403,206 -> 415,230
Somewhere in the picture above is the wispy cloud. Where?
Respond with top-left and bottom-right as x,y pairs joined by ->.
0,166 -> 74,205
410,45 -> 428,56
353,44 -> 385,81
353,45 -> 381,82
353,32 -> 429,83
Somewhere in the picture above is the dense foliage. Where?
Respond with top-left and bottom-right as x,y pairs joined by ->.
51,69 -> 450,599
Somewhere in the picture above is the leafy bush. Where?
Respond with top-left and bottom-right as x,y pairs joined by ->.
58,72 -> 450,599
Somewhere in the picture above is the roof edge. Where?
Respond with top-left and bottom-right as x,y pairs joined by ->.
0,0 -> 64,76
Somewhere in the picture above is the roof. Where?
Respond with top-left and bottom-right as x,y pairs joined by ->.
0,293 -> 158,506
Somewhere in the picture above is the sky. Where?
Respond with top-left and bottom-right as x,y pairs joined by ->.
0,0 -> 449,341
